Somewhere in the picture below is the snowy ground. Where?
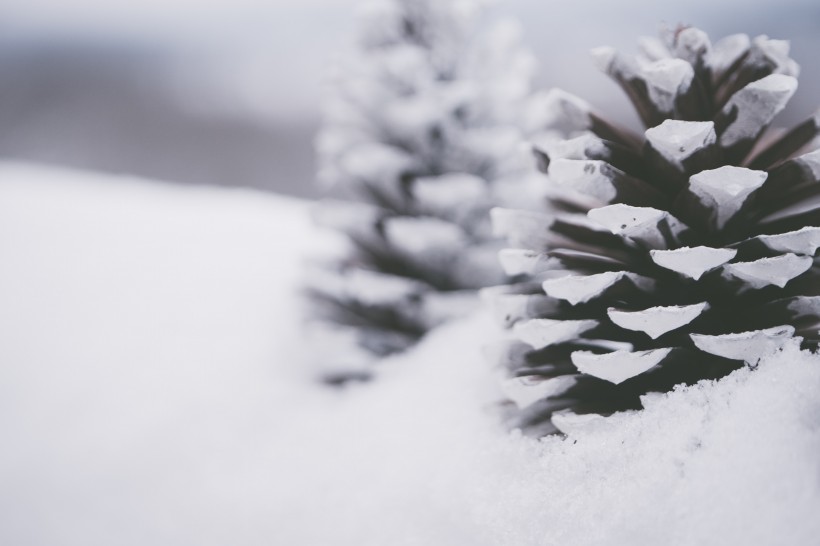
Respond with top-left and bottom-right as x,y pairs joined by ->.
1,163 -> 819,546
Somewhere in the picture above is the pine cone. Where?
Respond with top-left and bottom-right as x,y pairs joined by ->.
309,0 -> 541,383
489,27 -> 820,435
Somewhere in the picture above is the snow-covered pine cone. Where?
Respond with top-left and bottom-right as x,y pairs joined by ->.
489,27 -> 820,435
309,0 -> 540,383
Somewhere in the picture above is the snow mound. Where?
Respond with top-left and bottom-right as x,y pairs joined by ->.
268,314 -> 820,546
0,163 -> 818,545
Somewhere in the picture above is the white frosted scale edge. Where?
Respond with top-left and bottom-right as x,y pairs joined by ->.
498,248 -> 558,276
673,27 -> 711,65
719,74 -> 798,148
542,271 -> 655,306
588,203 -> 686,249
413,173 -> 487,212
752,35 -> 800,77
513,318 -> 598,350
314,268 -> 426,307
590,46 -> 617,73
783,148 -> 820,183
501,375 -> 579,410
756,227 -> 820,256
645,120 -> 715,169
531,88 -> 593,131
490,207 -> 553,247
707,33 -> 750,75
571,348 -> 673,385
688,166 -> 768,229
548,159 -> 619,203
487,293 -> 559,328
383,216 -> 466,254
690,325 -> 795,363
607,303 -> 709,340
786,296 -> 820,318
721,254 -> 813,290
637,36 -> 671,63
650,246 -> 737,280
538,134 -> 607,162
642,58 -> 694,114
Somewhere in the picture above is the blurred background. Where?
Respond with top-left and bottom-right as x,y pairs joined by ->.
0,0 -> 818,198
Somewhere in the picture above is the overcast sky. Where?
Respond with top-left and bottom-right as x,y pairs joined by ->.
1,0 -> 818,124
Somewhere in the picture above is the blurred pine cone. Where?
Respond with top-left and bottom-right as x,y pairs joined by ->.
308,0 -> 542,383
489,27 -> 820,435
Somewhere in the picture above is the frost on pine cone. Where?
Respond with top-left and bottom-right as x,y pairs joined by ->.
309,0 -> 540,382
489,27 -> 820,435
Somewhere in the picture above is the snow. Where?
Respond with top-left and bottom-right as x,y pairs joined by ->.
757,226 -> 820,255
548,159 -> 619,204
497,248 -> 558,276
0,163 -> 318,545
672,27 -> 711,65
644,120 -> 716,170
650,246 -> 737,280
708,33 -> 751,78
1,163 -> 820,545
722,253 -> 814,289
607,303 -> 710,340
588,203 -> 688,250
642,58 -> 694,114
784,148 -> 820,183
542,271 -> 655,306
571,348 -> 673,385
718,74 -> 798,148
687,166 -> 768,229
691,325 -> 796,363
514,318 -> 599,350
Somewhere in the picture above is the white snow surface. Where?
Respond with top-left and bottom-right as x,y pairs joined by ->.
2,163 -> 820,545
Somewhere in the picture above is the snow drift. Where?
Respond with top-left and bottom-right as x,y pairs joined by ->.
0,163 -> 818,545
